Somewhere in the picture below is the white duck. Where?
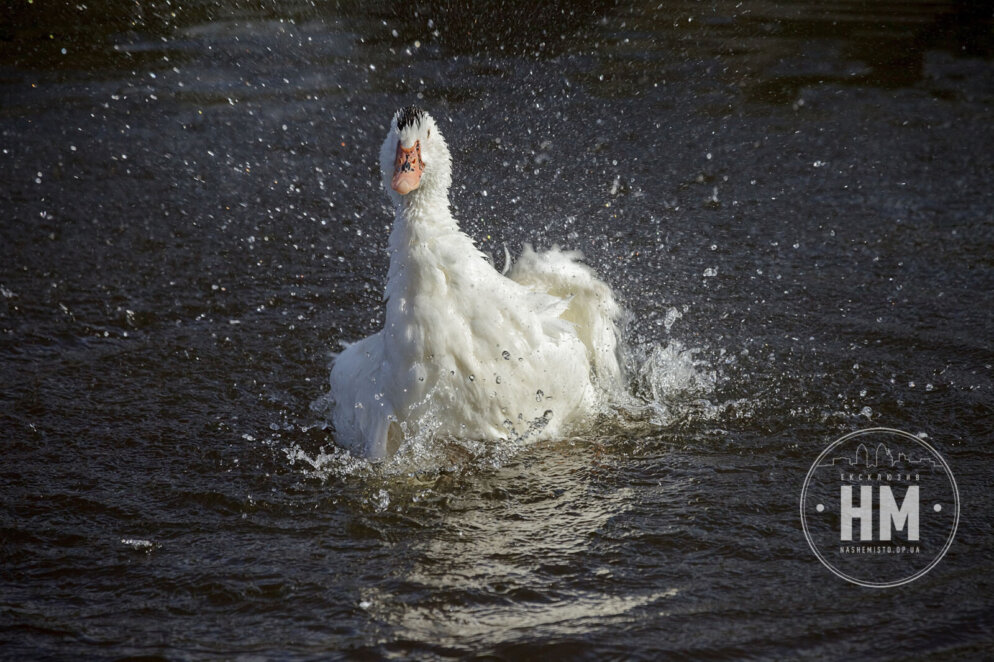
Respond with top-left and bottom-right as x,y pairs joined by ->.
327,106 -> 624,459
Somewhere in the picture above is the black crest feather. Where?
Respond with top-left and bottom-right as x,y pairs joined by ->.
396,105 -> 425,131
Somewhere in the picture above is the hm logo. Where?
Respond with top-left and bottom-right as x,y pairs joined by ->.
840,485 -> 919,542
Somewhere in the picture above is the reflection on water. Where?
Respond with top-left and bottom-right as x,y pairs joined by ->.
363,442 -> 663,645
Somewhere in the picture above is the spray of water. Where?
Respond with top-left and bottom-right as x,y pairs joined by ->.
295,300 -> 725,479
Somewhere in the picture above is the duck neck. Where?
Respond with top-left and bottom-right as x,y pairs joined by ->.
388,187 -> 457,255
383,187 -> 460,316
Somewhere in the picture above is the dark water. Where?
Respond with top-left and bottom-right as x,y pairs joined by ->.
2,1 -> 994,659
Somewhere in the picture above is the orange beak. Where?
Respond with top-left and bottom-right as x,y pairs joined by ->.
391,139 -> 424,195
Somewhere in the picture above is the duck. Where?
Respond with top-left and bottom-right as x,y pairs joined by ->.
326,105 -> 624,459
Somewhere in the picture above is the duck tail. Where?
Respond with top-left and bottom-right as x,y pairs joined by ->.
508,244 -> 625,392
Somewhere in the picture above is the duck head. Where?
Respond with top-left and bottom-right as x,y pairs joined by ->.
379,105 -> 452,206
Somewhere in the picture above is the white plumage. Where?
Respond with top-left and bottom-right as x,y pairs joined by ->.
326,106 -> 624,459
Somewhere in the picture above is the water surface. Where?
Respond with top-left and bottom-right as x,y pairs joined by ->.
2,1 -> 993,659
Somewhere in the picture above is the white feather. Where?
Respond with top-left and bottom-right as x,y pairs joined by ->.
327,108 -> 624,459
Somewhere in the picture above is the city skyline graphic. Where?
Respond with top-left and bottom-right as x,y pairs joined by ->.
818,442 -> 941,473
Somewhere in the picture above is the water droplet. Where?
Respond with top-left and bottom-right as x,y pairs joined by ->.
371,489 -> 389,512
535,389 -> 544,402
663,307 -> 682,331
501,350 -> 511,360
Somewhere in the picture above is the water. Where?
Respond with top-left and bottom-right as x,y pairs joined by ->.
2,1 -> 993,658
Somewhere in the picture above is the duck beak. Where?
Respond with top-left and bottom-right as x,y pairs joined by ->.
391,140 -> 424,195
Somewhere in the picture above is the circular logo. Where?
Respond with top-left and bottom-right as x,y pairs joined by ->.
800,427 -> 959,588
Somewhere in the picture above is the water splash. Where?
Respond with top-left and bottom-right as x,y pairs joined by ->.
628,339 -> 718,423
295,329 -> 723,479
283,440 -> 373,481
